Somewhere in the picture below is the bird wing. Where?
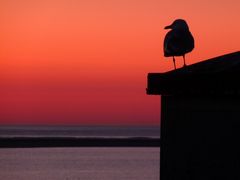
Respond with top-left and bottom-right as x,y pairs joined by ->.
164,30 -> 194,56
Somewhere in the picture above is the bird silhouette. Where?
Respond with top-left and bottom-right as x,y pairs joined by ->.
164,19 -> 194,69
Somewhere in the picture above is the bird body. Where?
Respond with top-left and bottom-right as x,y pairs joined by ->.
164,19 -> 194,69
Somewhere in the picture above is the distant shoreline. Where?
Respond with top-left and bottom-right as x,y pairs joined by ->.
0,137 -> 160,148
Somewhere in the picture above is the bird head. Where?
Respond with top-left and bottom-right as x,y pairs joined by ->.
164,19 -> 189,30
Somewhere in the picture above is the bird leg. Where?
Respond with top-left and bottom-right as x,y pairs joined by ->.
183,54 -> 186,67
173,56 -> 176,70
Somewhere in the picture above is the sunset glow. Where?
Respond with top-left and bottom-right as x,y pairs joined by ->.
1,0 -> 239,125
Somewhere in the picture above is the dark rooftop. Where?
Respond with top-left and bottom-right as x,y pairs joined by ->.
147,51 -> 240,95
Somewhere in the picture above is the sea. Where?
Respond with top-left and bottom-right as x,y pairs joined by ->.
0,125 -> 160,180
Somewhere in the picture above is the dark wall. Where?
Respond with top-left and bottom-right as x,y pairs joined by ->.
161,95 -> 240,180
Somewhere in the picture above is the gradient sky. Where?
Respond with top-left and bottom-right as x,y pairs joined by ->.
0,0 -> 239,125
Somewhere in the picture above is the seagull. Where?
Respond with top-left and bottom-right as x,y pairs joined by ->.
164,19 -> 194,69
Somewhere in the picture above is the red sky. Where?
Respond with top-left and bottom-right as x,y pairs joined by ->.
0,0 -> 239,125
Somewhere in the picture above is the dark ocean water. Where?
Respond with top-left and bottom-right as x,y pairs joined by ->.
0,126 -> 160,179
0,125 -> 160,138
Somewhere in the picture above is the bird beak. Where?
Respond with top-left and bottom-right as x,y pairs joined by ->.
164,25 -> 172,29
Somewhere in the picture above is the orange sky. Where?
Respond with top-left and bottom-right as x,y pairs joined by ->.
0,0 -> 239,125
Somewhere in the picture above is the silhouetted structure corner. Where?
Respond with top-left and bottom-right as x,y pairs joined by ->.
147,51 -> 240,180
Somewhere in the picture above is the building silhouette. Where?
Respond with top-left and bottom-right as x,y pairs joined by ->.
147,51 -> 240,179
